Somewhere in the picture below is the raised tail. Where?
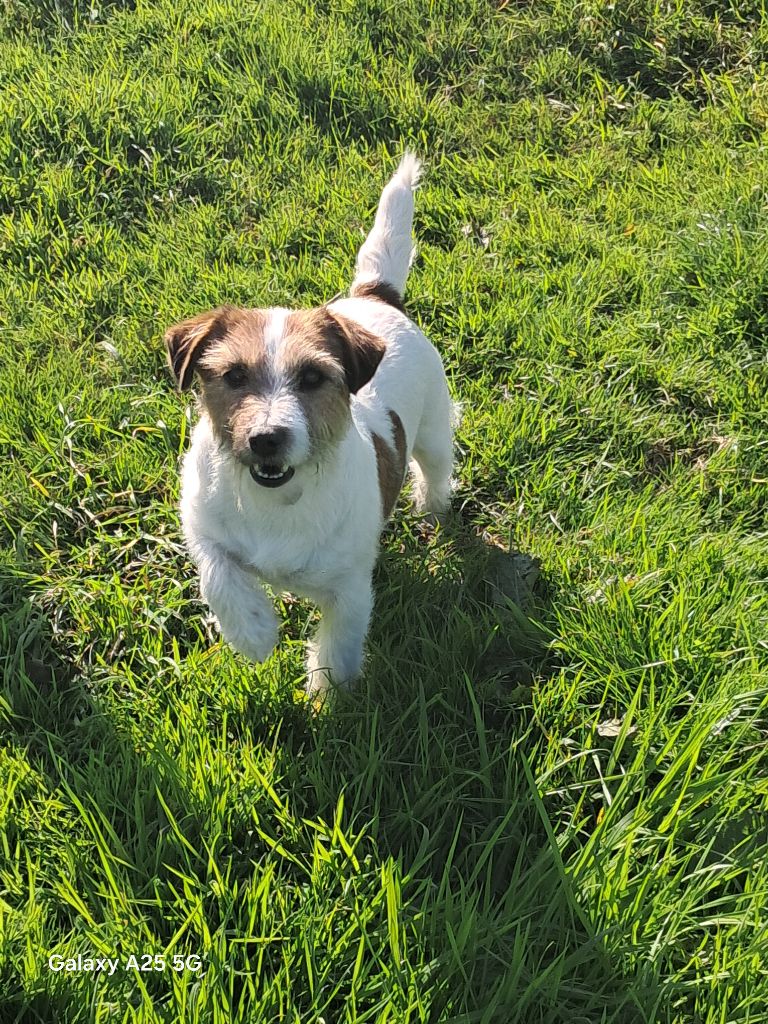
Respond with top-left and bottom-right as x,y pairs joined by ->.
350,152 -> 421,304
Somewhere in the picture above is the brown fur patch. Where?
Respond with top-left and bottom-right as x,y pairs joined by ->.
280,307 -> 387,459
190,308 -> 271,454
372,410 -> 407,519
195,308 -> 269,380
350,280 -> 406,315
285,307 -> 386,394
332,311 -> 387,393
281,309 -> 354,457
165,304 -> 248,390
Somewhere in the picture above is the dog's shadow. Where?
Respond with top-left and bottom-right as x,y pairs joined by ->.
250,506 -> 658,1022
372,503 -> 548,690
0,514 -> 659,1022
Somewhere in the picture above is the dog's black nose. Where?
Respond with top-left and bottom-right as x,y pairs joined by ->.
249,428 -> 288,458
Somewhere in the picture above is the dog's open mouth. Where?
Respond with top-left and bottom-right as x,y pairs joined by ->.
249,463 -> 296,488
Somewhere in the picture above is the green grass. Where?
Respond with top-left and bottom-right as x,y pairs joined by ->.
1,0 -> 767,1020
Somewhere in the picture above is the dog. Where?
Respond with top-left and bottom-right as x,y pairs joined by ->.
164,154 -> 454,694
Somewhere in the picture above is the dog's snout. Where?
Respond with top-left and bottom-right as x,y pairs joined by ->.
249,428 -> 289,458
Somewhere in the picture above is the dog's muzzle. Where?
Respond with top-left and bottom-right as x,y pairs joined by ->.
248,428 -> 296,487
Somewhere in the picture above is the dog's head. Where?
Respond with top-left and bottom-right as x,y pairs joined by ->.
164,305 -> 386,488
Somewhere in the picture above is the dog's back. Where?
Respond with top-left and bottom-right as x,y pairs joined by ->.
336,154 -> 455,517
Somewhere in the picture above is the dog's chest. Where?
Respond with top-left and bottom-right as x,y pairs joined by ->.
221,500 -> 361,598
186,421 -> 379,598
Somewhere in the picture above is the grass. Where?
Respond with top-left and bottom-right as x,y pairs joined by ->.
1,0 -> 767,1020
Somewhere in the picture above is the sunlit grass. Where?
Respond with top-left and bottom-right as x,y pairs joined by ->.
1,0 -> 767,1020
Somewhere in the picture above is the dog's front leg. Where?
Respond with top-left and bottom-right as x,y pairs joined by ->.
193,540 -> 279,663
306,572 -> 374,695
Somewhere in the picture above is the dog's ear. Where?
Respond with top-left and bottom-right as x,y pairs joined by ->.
324,310 -> 386,394
164,306 -> 235,391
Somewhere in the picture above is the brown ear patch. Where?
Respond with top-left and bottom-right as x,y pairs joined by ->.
324,310 -> 387,393
371,410 -> 407,519
284,307 -> 387,394
164,305 -> 241,390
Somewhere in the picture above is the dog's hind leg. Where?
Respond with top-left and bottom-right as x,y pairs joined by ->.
410,388 -> 455,516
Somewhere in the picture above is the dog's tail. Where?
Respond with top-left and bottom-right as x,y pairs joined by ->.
350,152 -> 421,305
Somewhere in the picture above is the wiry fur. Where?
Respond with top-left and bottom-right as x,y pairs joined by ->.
351,151 -> 421,299
167,154 -> 454,695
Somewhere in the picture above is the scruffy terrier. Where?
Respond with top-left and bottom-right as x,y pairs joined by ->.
165,155 -> 454,694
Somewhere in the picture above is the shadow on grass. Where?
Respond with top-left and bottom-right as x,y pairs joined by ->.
232,508 -> 661,1022
0,514 -> 658,1022
0,561 -> 212,1021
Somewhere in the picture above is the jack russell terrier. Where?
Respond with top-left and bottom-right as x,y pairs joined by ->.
165,154 -> 454,694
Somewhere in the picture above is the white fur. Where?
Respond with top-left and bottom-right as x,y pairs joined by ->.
352,152 -> 421,297
179,156 -> 453,695
227,305 -> 311,468
263,307 -> 290,361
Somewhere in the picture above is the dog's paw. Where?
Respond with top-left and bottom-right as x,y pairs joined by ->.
216,610 -> 278,663
304,664 -> 333,700
305,639 -> 362,695
305,643 -> 333,696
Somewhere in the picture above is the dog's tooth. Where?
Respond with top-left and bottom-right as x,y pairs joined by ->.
252,463 -> 293,484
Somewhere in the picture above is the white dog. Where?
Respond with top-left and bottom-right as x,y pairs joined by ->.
165,154 -> 454,694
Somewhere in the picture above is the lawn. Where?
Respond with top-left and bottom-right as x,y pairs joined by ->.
1,0 -> 767,1020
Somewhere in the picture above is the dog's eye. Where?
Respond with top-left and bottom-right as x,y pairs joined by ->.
223,364 -> 248,387
298,367 -> 325,390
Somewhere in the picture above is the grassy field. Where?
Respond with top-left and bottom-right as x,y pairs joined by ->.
1,0 -> 767,1020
